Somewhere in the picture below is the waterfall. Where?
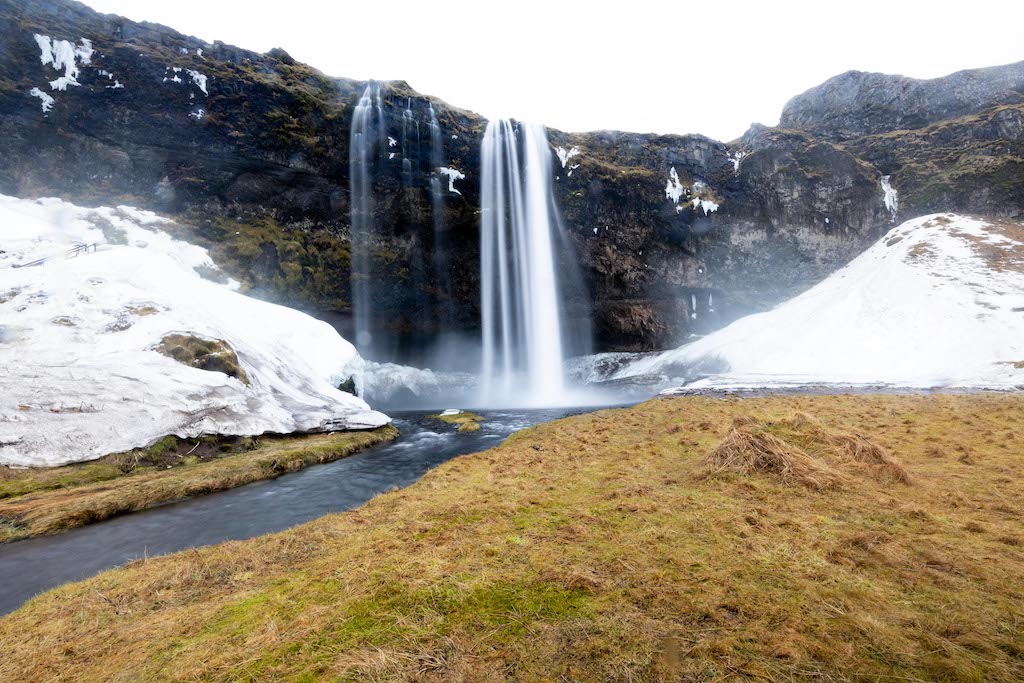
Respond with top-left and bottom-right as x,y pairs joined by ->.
480,120 -> 572,404
349,83 -> 385,353
427,103 -> 454,328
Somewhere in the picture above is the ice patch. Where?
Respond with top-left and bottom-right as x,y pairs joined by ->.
34,34 -> 93,92
555,146 -> 580,168
689,180 -> 719,215
185,69 -> 208,94
164,67 -> 208,95
728,151 -> 745,174
28,87 -> 54,113
665,167 -> 686,206
692,197 -> 719,215
881,175 -> 899,222
438,166 -> 465,195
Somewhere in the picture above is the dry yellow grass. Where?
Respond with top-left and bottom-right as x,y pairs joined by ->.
1,393 -> 1023,682
0,427 -> 397,541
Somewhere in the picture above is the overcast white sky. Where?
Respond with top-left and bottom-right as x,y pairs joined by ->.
83,0 -> 1024,141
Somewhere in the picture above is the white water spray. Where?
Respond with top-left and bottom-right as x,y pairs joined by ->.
480,120 -> 570,404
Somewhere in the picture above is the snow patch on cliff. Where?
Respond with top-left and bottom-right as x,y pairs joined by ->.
438,166 -> 466,195
28,87 -> 54,113
33,34 -> 93,92
185,69 -> 208,94
556,146 -> 580,168
665,167 -> 686,209
728,151 -> 745,174
612,214 -> 1024,390
0,195 -> 388,467
163,67 -> 208,95
881,175 -> 899,222
690,180 -> 719,215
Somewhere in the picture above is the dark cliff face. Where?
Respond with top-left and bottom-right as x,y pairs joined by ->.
2,0 -> 1022,363
779,61 -> 1024,222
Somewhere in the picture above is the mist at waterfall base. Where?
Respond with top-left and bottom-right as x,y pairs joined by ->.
348,87 -> 611,410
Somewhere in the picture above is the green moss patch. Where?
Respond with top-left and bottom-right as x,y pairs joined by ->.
155,334 -> 249,385
428,410 -> 485,431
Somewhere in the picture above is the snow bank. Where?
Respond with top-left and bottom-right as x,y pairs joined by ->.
613,214 -> 1024,391
0,195 -> 388,467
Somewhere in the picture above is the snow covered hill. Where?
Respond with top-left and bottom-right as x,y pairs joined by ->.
0,195 -> 388,467
612,214 -> 1024,391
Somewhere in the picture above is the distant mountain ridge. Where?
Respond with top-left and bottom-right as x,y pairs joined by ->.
781,61 -> 1024,140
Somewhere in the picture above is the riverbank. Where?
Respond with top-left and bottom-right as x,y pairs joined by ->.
0,426 -> 398,542
2,393 -> 1023,681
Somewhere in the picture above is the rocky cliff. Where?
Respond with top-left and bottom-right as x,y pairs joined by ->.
2,0 -> 1022,363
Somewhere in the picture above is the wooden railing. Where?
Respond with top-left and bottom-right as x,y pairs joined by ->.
11,242 -> 103,269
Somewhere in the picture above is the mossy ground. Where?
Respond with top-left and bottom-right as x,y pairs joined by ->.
0,426 -> 397,542
428,410 -> 485,433
1,394 -> 1023,682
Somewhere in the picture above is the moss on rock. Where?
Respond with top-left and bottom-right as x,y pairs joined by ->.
429,410 -> 485,430
155,334 -> 249,385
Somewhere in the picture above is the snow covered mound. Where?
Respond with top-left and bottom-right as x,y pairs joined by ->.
616,214 -> 1024,391
0,195 -> 389,467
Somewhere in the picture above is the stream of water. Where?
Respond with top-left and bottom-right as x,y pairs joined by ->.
0,407 -> 596,616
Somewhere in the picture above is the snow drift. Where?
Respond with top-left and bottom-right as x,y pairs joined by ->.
613,214 -> 1024,391
0,195 -> 388,467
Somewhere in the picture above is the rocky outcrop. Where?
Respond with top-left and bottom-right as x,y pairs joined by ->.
780,61 -> 1024,140
2,0 -> 1022,360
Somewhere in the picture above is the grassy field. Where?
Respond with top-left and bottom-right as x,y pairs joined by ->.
1,393 -> 1022,682
0,427 -> 398,542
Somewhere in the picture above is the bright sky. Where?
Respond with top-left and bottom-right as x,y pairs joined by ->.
83,0 -> 1024,141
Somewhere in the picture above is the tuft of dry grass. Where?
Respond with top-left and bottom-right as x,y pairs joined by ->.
699,419 -> 845,489
1,394 -> 1024,682
0,426 -> 397,541
701,411 -> 912,488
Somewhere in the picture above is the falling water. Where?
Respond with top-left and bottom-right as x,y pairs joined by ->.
427,103 -> 453,328
349,83 -> 385,353
480,120 -> 571,404
400,97 -> 417,183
